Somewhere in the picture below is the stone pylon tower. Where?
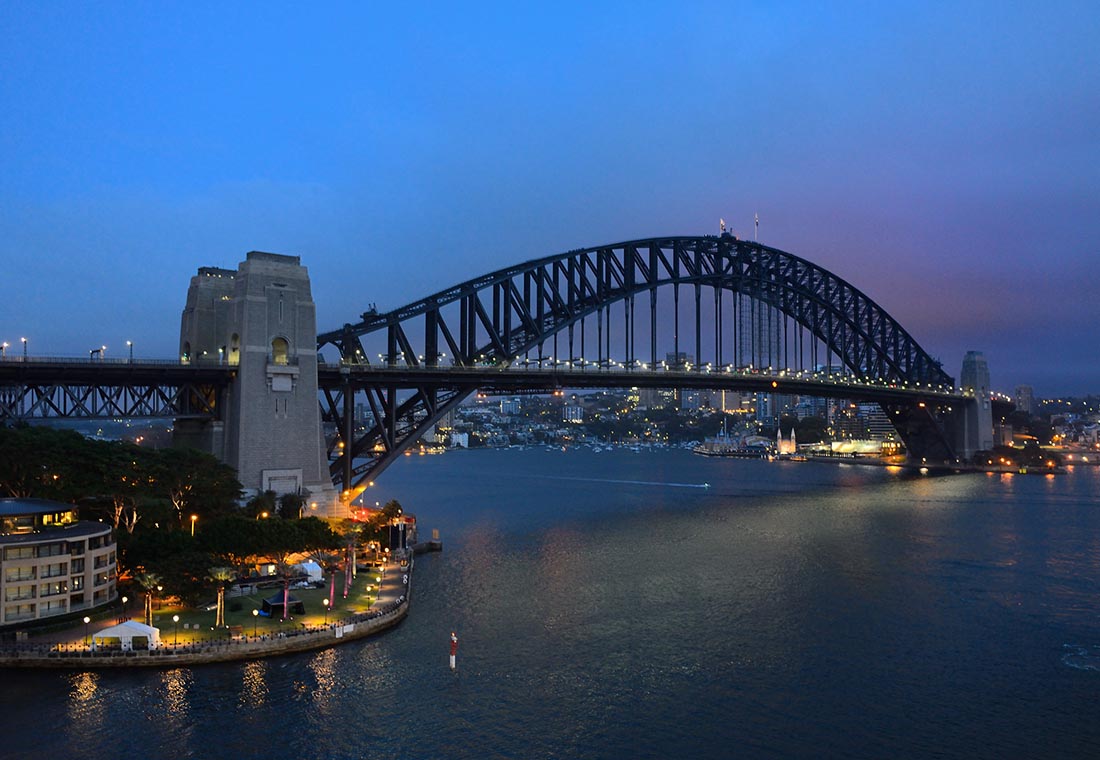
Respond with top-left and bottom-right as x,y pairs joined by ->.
178,252 -> 341,517
959,350 -> 994,458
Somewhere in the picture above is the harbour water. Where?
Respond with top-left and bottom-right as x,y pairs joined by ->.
3,449 -> 1100,759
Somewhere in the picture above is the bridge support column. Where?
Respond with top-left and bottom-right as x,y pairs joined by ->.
179,252 -> 343,517
957,351 -> 994,461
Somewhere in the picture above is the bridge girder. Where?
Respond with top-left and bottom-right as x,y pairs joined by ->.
0,361 -> 229,422
318,236 -> 962,490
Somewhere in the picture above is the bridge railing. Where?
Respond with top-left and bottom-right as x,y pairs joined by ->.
0,356 -> 227,368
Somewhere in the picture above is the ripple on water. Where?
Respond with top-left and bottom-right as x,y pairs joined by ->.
1062,644 -> 1100,671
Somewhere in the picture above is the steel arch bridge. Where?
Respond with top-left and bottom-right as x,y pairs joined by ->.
317,235 -> 966,491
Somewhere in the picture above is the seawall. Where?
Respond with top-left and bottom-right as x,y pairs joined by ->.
0,567 -> 414,670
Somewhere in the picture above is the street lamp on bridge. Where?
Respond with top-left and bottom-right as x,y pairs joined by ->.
126,340 -> 133,362
21,337 -> 27,358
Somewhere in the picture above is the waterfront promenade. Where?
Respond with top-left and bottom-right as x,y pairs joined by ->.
0,554 -> 414,669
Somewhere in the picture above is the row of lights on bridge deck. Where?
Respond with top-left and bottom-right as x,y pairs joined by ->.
0,338 -> 28,358
2,335 -> 970,397
360,350 -> 960,395
0,338 -> 136,362
89,341 -> 136,361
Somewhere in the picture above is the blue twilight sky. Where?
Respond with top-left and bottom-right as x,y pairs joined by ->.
1,2 -> 1097,395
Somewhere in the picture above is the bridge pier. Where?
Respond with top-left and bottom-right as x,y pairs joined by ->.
957,351 -> 994,460
179,252 -> 343,518
880,352 -> 995,465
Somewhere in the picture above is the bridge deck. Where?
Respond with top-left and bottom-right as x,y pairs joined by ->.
317,364 -> 965,404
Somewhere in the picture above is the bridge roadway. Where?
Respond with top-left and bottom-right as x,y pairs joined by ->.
316,363 -> 967,405
0,356 -> 967,422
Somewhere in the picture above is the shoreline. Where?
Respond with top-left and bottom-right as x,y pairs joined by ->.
802,455 -> 1064,475
0,555 -> 417,670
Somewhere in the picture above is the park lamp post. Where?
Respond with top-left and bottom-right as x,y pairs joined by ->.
190,514 -> 198,537
323,598 -> 329,626
172,614 -> 180,647
83,616 -> 91,648
252,608 -> 259,637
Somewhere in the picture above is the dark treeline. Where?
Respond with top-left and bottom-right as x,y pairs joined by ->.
0,424 -> 369,604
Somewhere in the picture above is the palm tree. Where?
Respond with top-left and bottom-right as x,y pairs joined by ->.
308,550 -> 341,614
274,561 -> 294,622
207,567 -> 236,628
134,572 -> 162,627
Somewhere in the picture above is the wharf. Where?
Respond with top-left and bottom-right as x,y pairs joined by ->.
411,539 -> 443,554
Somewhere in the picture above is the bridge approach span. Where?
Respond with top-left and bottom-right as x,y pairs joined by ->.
0,358 -> 229,421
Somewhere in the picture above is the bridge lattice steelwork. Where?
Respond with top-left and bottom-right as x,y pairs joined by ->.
317,235 -> 963,490
0,359 -> 228,421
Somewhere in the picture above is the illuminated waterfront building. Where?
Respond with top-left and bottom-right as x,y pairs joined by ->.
1,498 -> 117,627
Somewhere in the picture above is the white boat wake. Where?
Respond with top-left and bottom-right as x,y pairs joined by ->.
540,475 -> 711,489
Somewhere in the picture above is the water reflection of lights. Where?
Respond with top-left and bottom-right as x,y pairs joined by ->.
160,669 -> 192,726
239,660 -> 269,708
70,672 -> 99,703
309,648 -> 339,711
67,672 -> 105,732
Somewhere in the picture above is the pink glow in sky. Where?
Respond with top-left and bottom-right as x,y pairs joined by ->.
1,3 -> 1097,394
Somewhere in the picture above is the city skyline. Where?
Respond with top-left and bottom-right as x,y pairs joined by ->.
1,3 -> 1098,394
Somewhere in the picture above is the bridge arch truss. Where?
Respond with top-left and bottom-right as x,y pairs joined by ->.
317,236 -> 959,490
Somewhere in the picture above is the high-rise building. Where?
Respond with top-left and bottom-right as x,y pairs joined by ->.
735,295 -> 781,368
717,390 -> 744,413
665,351 -> 694,369
1014,385 -> 1034,416
562,404 -> 585,423
858,403 -> 896,440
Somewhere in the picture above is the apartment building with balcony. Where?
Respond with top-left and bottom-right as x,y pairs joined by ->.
1,498 -> 117,628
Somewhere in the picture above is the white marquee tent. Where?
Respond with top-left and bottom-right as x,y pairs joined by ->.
91,620 -> 162,651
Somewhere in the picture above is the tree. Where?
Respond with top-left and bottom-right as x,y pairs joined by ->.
298,517 -> 341,552
198,515 -> 268,570
795,415 -> 830,444
359,510 -> 391,550
308,550 -> 342,612
155,447 -> 242,525
97,441 -> 157,535
278,492 -> 306,520
134,572 -> 163,627
207,567 -> 237,628
380,499 -> 403,521
0,425 -> 102,500
247,490 -> 278,519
